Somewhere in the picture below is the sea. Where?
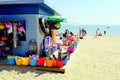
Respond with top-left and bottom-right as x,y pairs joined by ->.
58,23 -> 120,36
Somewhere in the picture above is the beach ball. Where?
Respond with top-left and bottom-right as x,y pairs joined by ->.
5,22 -> 12,29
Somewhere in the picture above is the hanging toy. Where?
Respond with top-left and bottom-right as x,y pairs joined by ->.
18,25 -> 25,33
5,22 -> 12,29
17,22 -> 25,33
1,36 -> 8,41
0,22 -> 5,30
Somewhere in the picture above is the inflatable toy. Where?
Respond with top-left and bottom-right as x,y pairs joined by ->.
0,23 -> 5,30
18,26 -> 25,33
29,39 -> 37,53
5,22 -> 12,29
39,18 -> 49,35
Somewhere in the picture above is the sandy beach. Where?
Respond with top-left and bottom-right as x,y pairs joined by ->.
0,35 -> 120,80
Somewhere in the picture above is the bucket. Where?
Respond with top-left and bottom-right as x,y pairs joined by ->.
55,60 -> 64,68
46,58 -> 54,67
7,56 -> 15,65
15,58 -> 22,65
30,59 -> 37,66
67,46 -> 74,53
37,57 -> 46,67
22,57 -> 30,66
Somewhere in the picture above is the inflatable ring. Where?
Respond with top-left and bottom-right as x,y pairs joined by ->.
39,18 -> 49,35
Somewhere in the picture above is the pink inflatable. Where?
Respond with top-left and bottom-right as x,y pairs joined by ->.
5,22 -> 12,29
18,26 -> 25,32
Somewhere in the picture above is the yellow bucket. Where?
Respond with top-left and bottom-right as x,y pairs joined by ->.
21,57 -> 30,66
46,58 -> 54,67
15,58 -> 22,66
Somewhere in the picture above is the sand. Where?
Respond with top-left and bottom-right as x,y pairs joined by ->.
0,35 -> 120,80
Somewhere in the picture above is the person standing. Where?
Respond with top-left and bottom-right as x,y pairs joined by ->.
95,28 -> 99,37
79,28 -> 83,39
104,30 -> 106,36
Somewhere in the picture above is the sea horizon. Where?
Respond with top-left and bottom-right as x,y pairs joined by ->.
58,23 -> 120,36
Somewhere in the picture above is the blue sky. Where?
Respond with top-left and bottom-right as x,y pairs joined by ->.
46,0 -> 120,25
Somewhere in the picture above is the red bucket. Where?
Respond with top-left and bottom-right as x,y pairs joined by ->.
55,60 -> 64,68
37,58 -> 46,67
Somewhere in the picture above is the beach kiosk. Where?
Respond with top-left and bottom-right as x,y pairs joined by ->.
0,0 -> 60,56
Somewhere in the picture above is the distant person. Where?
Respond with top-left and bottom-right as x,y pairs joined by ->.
95,28 -> 99,37
104,30 -> 106,36
79,28 -> 83,39
65,29 -> 69,38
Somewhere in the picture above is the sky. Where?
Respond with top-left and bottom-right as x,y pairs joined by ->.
46,0 -> 120,25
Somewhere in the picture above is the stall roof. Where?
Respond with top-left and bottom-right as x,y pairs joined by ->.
0,0 -> 44,5
0,0 -> 60,16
